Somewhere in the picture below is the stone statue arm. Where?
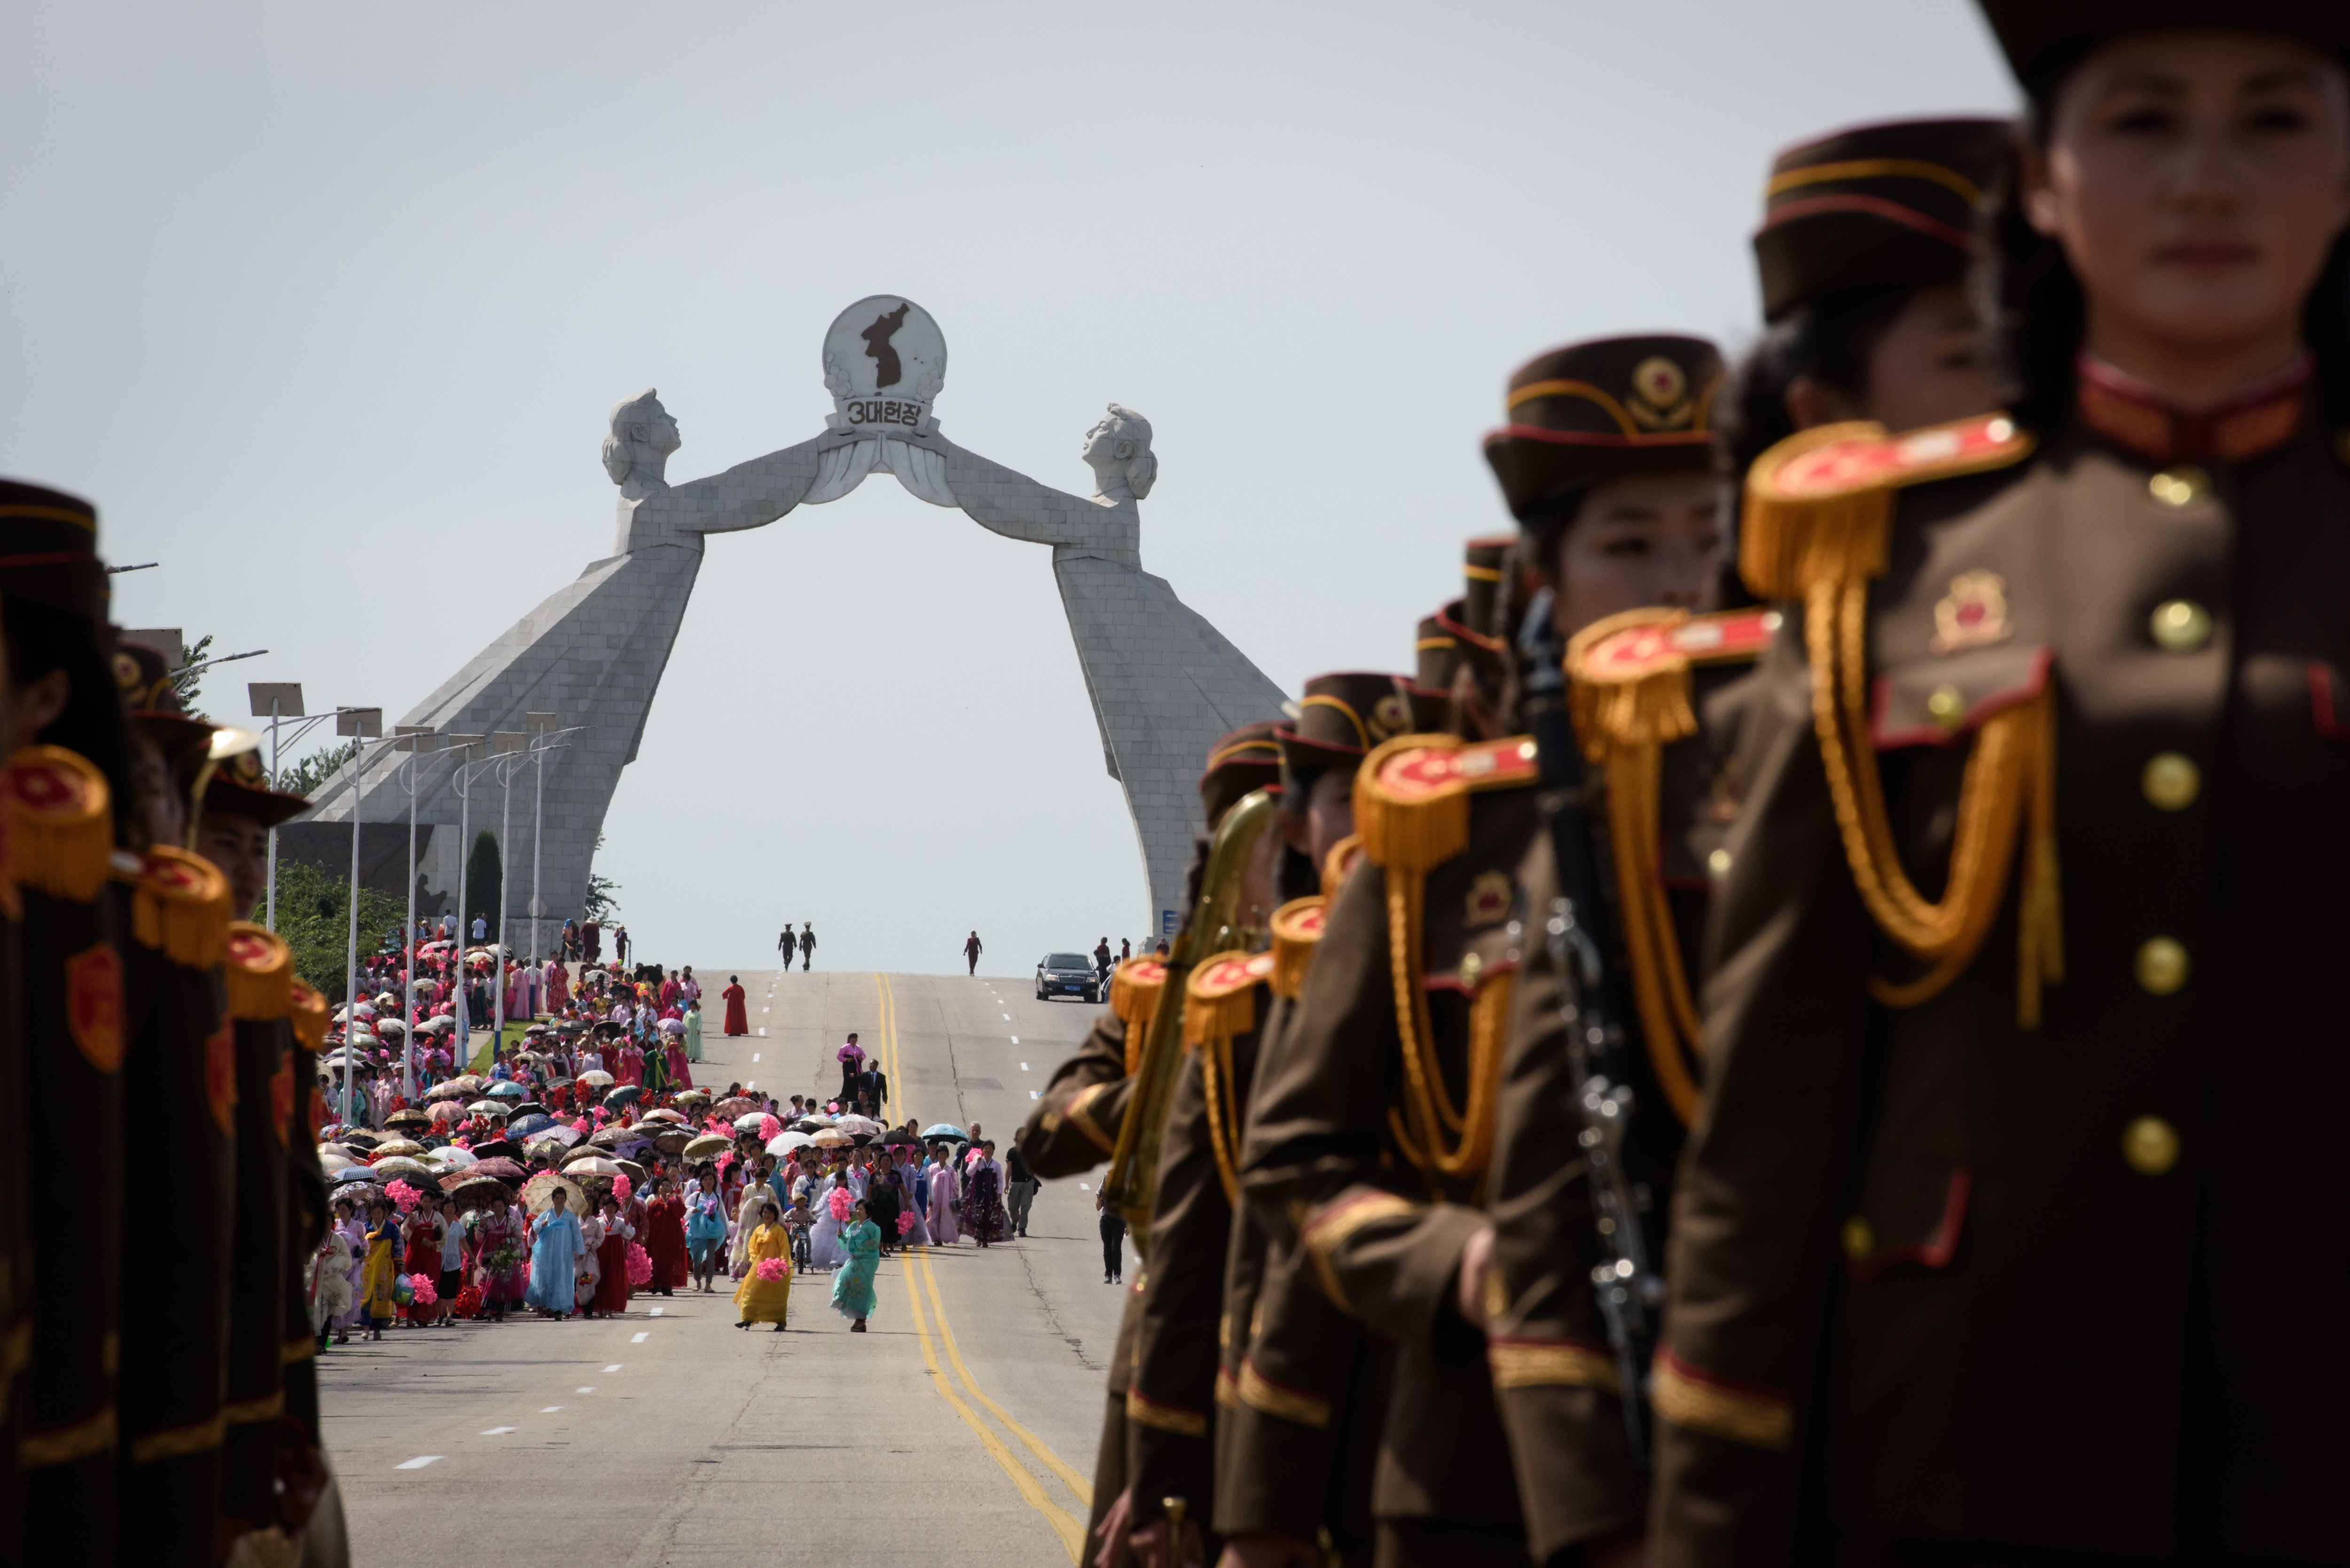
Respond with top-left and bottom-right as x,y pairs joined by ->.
630,434 -> 830,535
938,439 -> 1131,553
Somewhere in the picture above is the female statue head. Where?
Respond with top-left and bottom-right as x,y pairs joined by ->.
1081,404 -> 1157,502
601,389 -> 682,490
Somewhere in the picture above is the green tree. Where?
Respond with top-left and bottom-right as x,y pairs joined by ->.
274,858 -> 406,1002
279,737 -> 360,798
466,828 -> 503,944
171,632 -> 214,712
583,831 -> 620,923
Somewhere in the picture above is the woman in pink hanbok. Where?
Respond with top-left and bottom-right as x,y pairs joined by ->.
925,1146 -> 960,1245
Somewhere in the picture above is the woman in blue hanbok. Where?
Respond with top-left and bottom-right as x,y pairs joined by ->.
830,1201 -> 881,1332
525,1187 -> 586,1318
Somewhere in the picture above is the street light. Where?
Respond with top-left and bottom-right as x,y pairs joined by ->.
392,725 -> 445,1102
247,681 -> 307,931
335,705 -> 384,1127
489,731 -> 527,1048
524,714 -> 581,970
444,736 -> 495,1069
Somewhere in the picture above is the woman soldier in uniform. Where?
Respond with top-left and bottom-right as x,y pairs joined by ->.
1657,7 -> 2350,1565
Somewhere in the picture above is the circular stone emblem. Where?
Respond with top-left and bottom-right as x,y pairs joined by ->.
821,296 -> 948,433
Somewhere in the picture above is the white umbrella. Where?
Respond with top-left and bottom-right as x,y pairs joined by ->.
766,1131 -> 815,1155
428,1146 -> 479,1169
834,1114 -> 881,1136
576,1070 -> 615,1088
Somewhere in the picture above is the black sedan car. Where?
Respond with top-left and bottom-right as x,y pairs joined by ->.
1035,952 -> 1103,1003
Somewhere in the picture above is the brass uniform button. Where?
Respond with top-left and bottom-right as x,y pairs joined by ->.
2123,1116 -> 2180,1176
2149,600 -> 2212,653
2135,936 -> 2189,995
2147,467 -> 2209,507
1927,684 -> 1966,728
1707,848 -> 1732,878
2141,753 -> 2201,811
1841,1216 -> 1875,1262
1457,950 -> 1484,991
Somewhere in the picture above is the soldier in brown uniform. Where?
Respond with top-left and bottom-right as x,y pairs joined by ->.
196,750 -> 320,1550
0,481 -> 131,1565
1018,721 -> 1283,1568
1242,337 -> 1738,1568
102,642 -> 242,1567
1120,676 -> 1409,1568
1653,9 -> 2350,1565
1212,675 -> 1395,1568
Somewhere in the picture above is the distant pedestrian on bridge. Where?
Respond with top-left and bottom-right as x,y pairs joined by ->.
721,975 -> 748,1036
798,922 -> 815,970
1092,936 -> 1112,979
778,927 -> 796,970
964,931 -> 982,975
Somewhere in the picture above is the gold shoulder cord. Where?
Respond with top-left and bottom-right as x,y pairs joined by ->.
1564,609 -> 1708,1125
6,744 -> 113,905
1110,958 -> 1166,1076
1355,735 -> 1512,1186
1744,419 -> 2062,1025
1184,953 -> 1263,1208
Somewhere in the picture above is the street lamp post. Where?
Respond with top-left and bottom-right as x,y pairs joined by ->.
393,725 -> 442,1102
247,681 -> 305,931
523,715 -> 579,970
336,706 -> 385,1128
490,732 -> 527,1049
444,736 -> 493,1071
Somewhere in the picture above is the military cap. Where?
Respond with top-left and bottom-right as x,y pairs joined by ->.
114,638 -> 216,760
1432,596 -> 1509,696
1398,680 -> 1454,734
1198,721 -> 1285,830
0,477 -> 108,624
1462,534 -> 1515,640
1414,611 -> 1461,691
200,745 -> 311,830
1979,0 -> 2350,83
1481,335 -> 1725,520
1753,117 -> 2011,321
1276,672 -> 1413,777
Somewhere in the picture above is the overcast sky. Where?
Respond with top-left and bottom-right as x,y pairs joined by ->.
0,1 -> 2016,976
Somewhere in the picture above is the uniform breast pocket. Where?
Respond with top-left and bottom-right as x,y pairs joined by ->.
1869,643 -> 2052,751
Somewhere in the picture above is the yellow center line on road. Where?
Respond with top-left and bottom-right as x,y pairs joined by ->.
900,1252 -> 1085,1560
917,1244 -> 1094,1506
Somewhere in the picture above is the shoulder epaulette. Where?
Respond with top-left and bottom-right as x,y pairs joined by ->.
1110,957 -> 1168,1075
287,980 -> 330,1054
1320,835 -> 1362,897
4,744 -> 113,905
1743,411 -> 2060,1031
132,846 -> 231,969
225,923 -> 294,1022
1268,898 -> 1324,1000
1183,950 -> 1273,1048
1355,734 -> 1540,877
1741,413 -> 2032,601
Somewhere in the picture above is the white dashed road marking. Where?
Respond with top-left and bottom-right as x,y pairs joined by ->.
480,1427 -> 515,1436
396,1456 -> 442,1470
633,1331 -> 650,1342
603,1364 -> 622,1372
576,1386 -> 595,1393
649,1307 -> 664,1317
540,1406 -> 563,1413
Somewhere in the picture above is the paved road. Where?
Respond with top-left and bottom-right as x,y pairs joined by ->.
328,967 -> 1128,1566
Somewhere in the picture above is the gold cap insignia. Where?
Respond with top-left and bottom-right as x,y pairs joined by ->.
1629,356 -> 1693,430
1465,868 -> 1512,928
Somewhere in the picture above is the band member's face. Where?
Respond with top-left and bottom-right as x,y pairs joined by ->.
1548,471 -> 1728,640
2029,30 -> 2350,363
196,810 -> 271,919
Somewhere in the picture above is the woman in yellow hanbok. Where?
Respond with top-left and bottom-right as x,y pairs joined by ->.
733,1200 -> 792,1331
360,1198 -> 401,1342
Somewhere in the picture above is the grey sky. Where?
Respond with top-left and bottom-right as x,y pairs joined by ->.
0,1 -> 2016,974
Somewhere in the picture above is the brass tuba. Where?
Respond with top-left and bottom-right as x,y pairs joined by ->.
1101,786 -> 1279,1251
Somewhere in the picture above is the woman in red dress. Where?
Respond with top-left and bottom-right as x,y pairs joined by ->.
643,1178 -> 689,1297
721,975 -> 749,1037
591,1194 -> 633,1318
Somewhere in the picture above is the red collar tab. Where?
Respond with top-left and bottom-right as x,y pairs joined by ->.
2075,351 -> 2311,466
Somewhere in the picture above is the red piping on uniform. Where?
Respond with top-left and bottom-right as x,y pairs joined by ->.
1422,959 -> 1522,996
1653,1343 -> 1791,1405
1847,1167 -> 1973,1285
1871,645 -> 2053,749
1482,426 -> 1715,451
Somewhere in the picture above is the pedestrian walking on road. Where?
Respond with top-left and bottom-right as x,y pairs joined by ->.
1004,1144 -> 1037,1238
798,922 -> 815,970
1096,1189 -> 1124,1284
837,1033 -> 865,1100
734,1201 -> 792,1331
779,927 -> 796,970
1091,936 -> 1112,980
830,1199 -> 880,1332
721,975 -> 748,1037
614,924 -> 630,966
964,930 -> 983,975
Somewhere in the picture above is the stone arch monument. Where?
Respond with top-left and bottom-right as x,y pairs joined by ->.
293,297 -> 1285,950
